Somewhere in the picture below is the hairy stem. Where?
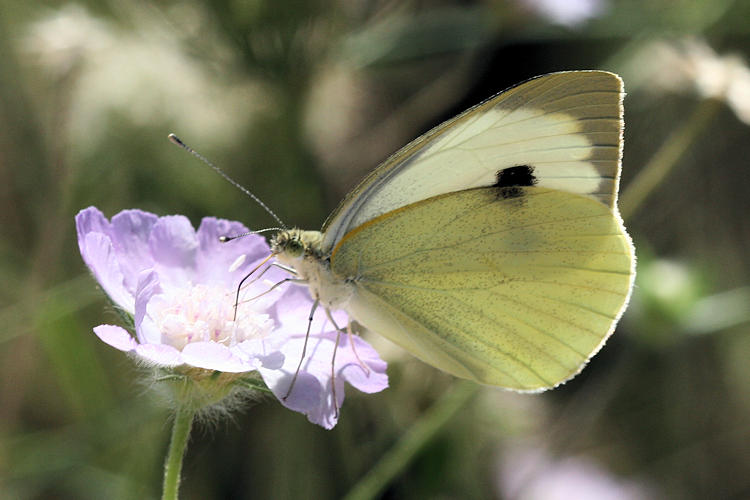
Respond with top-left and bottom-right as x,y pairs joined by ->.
161,406 -> 195,500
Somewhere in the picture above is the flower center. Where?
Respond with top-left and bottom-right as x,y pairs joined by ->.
152,284 -> 274,351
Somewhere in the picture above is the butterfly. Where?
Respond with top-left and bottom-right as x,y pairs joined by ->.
270,70 -> 635,391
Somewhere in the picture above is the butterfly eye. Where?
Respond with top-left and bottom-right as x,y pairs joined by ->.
286,239 -> 304,257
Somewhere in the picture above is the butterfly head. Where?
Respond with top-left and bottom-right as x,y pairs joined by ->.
271,229 -> 325,263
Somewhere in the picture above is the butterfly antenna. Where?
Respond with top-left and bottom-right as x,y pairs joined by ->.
168,133 -> 288,229
219,227 -> 284,243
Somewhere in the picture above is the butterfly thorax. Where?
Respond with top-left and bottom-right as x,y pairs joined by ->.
271,229 -> 354,309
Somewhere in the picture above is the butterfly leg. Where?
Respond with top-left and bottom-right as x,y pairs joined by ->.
347,321 -> 371,376
325,310 -> 371,375
283,298 -> 319,401
238,259 -> 297,291
234,258 -> 306,319
233,254 -> 273,320
237,277 -> 305,306
329,324 -> 342,418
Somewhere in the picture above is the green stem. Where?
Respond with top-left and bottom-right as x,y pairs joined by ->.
161,406 -> 195,500
619,97 -> 722,220
344,380 -> 480,500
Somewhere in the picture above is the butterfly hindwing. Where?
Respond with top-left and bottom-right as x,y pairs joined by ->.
330,186 -> 634,390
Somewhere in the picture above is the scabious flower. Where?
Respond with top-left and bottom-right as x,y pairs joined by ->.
496,441 -> 655,500
76,207 -> 387,428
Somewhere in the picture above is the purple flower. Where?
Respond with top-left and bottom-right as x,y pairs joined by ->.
76,207 -> 388,428
496,441 -> 655,500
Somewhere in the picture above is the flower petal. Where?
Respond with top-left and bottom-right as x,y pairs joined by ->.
195,219 -> 292,311
235,338 -> 285,369
260,360 -> 331,427
280,372 -> 334,427
260,331 -> 388,429
337,334 -> 389,394
149,215 -> 198,286
181,341 -> 256,372
76,207 -> 111,255
134,343 -> 183,366
195,218 -> 271,283
76,207 -> 160,302
81,232 -> 135,312
272,287 -> 345,336
109,209 -> 159,291
134,270 -> 162,344
93,324 -> 138,351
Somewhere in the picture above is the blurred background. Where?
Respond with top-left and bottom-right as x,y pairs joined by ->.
2,0 -> 750,498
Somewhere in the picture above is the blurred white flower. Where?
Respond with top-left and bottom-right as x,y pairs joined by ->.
497,442 -> 654,500
23,5 -> 268,148
23,5 -> 109,75
634,38 -> 750,125
518,0 -> 607,27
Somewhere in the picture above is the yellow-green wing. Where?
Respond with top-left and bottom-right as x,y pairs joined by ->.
331,186 -> 634,391
321,71 -> 624,253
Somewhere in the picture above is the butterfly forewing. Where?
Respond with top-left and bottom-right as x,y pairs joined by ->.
321,71 -> 624,253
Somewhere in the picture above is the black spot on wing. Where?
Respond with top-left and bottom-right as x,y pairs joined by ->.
493,165 -> 537,199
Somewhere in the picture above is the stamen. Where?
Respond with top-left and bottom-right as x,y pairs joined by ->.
228,254 -> 246,273
152,284 -> 273,350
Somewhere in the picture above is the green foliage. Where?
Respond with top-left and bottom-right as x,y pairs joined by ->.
2,0 -> 750,498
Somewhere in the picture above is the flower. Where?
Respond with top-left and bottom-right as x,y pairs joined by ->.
76,207 -> 388,428
631,38 -> 750,125
23,5 -> 268,151
517,0 -> 607,27
496,441 -> 655,500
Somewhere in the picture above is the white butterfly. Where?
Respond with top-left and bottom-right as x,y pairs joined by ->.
267,71 -> 633,391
